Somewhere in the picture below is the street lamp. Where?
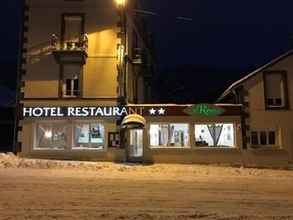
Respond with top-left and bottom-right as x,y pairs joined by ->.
115,0 -> 126,8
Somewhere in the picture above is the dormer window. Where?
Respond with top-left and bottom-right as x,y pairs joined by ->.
264,71 -> 289,110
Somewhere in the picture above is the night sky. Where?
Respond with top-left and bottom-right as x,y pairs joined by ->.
1,0 -> 293,102
143,0 -> 293,69
0,1 -> 21,62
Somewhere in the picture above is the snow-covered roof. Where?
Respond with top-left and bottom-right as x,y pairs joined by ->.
217,49 -> 293,102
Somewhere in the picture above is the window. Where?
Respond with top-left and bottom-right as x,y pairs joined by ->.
149,124 -> 189,147
260,131 -> 267,145
251,132 -> 258,145
264,72 -> 288,109
35,123 -> 67,150
65,78 -> 79,96
250,131 -> 277,147
63,64 -> 81,97
268,131 -> 276,145
74,123 -> 105,149
62,14 -> 84,50
195,123 -> 235,148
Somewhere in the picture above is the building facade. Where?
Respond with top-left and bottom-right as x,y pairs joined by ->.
16,0 -> 156,161
16,0 -> 293,167
218,50 -> 293,167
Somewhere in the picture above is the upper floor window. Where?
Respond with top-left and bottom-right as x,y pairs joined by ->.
63,64 -> 81,97
62,14 -> 85,50
52,13 -> 87,66
264,71 -> 289,110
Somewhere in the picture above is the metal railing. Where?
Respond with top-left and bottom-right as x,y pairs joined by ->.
51,34 -> 88,51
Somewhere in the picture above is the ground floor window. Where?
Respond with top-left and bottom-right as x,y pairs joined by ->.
34,121 -> 105,150
250,130 -> 276,147
35,123 -> 67,150
149,123 -> 189,147
195,123 -> 235,148
74,123 -> 105,150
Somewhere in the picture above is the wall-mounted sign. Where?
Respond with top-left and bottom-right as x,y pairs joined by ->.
23,104 -> 238,118
108,132 -> 120,148
23,106 -> 137,118
183,104 -> 225,117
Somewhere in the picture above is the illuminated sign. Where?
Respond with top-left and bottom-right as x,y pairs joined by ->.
22,106 -> 168,118
22,104 -> 237,118
24,107 -> 132,118
184,104 -> 225,117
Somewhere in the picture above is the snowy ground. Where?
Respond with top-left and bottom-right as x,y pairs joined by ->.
1,154 -> 293,220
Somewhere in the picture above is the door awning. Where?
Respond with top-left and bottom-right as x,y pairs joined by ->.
121,114 -> 146,129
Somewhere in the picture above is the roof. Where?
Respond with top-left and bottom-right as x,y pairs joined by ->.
217,49 -> 293,102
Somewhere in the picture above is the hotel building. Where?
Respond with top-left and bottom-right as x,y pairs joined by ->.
16,0 -> 293,167
17,0 -> 156,162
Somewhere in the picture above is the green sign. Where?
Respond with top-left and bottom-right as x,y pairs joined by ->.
184,104 -> 225,117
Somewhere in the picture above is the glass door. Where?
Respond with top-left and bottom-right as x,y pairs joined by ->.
129,129 -> 143,161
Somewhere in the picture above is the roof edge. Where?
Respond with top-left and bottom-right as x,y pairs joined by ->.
217,49 -> 293,102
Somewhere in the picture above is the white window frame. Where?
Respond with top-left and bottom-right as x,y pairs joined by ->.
250,130 -> 278,148
62,64 -> 82,98
194,123 -> 236,148
264,71 -> 289,110
34,121 -> 68,151
149,123 -> 191,149
72,121 -> 106,151
63,77 -> 79,98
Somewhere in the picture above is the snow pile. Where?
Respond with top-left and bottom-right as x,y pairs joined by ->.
0,153 -> 293,179
0,153 -> 113,170
0,153 -> 19,168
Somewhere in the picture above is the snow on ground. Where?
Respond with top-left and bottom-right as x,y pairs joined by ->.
1,153 -> 293,220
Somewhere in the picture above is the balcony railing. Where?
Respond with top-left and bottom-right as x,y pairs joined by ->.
51,34 -> 88,65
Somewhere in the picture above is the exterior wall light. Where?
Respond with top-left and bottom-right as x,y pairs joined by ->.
115,0 -> 126,8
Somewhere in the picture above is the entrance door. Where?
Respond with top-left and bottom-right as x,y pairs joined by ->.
128,129 -> 143,162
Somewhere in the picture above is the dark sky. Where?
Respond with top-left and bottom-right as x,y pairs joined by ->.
1,1 -> 293,102
142,0 -> 293,69
0,1 -> 21,62
1,0 -> 293,68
